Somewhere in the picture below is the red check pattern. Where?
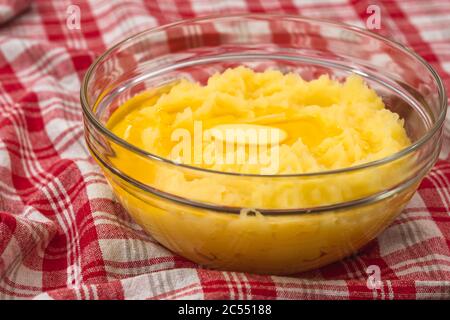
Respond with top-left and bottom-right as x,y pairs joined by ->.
0,0 -> 450,300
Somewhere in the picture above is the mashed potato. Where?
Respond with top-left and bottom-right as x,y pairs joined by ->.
109,66 -> 409,174
106,67 -> 411,209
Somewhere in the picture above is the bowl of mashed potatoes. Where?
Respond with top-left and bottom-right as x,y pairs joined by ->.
81,15 -> 447,275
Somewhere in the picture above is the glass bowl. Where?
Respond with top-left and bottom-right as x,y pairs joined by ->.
81,14 -> 447,275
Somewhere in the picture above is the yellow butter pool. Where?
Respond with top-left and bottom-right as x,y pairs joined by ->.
99,67 -> 416,274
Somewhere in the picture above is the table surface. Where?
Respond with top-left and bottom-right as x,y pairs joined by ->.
0,0 -> 449,300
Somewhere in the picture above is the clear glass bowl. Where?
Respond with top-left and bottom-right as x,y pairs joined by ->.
81,14 -> 447,275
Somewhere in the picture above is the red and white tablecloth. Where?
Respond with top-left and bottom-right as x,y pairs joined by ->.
0,0 -> 449,300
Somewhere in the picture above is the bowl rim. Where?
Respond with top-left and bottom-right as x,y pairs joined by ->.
80,13 -> 448,179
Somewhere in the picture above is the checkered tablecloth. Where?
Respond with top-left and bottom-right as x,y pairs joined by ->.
0,0 -> 449,300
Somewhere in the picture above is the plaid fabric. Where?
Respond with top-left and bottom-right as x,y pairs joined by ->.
0,0 -> 449,300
